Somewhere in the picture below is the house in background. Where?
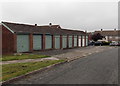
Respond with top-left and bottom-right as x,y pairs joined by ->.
88,29 -> 120,42
94,29 -> 120,42
2,22 -> 89,55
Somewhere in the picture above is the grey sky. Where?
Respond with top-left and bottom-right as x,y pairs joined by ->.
1,0 -> 118,32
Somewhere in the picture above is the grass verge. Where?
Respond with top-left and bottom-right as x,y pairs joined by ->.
2,60 -> 64,81
1,54 -> 50,61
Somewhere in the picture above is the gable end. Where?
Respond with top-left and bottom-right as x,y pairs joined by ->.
1,23 -> 14,33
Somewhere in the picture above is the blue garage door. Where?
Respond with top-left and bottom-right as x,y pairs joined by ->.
62,35 -> 67,48
45,35 -> 52,49
69,36 -> 72,48
82,36 -> 85,47
55,35 -> 60,49
86,36 -> 88,46
17,35 -> 29,53
74,35 -> 77,47
33,35 -> 42,50
79,36 -> 82,47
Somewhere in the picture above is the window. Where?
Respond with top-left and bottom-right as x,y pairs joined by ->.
115,36 -> 119,39
109,36 -> 112,39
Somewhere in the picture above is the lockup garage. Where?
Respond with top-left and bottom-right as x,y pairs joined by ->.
17,34 -> 29,52
62,35 -> 67,49
55,35 -> 60,49
33,34 -> 42,50
74,35 -> 77,47
2,22 -> 88,54
68,35 -> 73,48
45,34 -> 52,49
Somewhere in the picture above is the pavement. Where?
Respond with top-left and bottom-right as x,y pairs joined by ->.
10,47 -> 118,84
1,46 -> 115,64
52,46 -> 115,60
1,57 -> 59,65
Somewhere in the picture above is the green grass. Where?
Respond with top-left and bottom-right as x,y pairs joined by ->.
2,60 -> 64,81
1,54 -> 50,61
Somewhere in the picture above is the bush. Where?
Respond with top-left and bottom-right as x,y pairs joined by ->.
102,41 -> 111,45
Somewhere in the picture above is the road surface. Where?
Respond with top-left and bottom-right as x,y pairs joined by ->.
12,47 -> 118,84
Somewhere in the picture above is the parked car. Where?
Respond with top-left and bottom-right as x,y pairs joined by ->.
115,41 -> 120,46
117,42 -> 120,46
88,41 -> 95,46
94,41 -> 103,46
110,42 -> 116,46
110,41 -> 120,46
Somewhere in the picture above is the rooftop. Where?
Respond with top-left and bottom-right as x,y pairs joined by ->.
2,21 -> 86,35
94,30 -> 120,36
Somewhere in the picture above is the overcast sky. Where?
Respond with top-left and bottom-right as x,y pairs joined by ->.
0,0 -> 119,32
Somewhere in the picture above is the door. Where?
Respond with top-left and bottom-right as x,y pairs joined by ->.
82,36 -> 85,47
74,35 -> 77,47
33,35 -> 42,50
17,35 -> 29,52
62,35 -> 67,48
45,35 -> 52,49
69,36 -> 72,48
79,36 -> 82,47
55,35 -> 60,49
86,36 -> 88,46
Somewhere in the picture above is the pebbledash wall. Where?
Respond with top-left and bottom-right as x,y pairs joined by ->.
2,22 -> 89,55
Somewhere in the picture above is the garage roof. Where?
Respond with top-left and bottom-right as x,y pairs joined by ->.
2,22 -> 86,35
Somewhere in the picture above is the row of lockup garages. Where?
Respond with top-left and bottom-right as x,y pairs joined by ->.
17,34 -> 88,53
2,22 -> 89,54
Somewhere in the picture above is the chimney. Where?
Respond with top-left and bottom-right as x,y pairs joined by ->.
101,29 -> 103,31
35,24 -> 37,26
49,23 -> 52,26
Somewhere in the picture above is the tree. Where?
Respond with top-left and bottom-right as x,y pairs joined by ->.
91,33 -> 104,41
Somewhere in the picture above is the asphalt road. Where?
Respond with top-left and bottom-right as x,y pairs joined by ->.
12,47 -> 118,84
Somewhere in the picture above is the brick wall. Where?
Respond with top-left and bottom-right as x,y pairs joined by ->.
2,25 -> 16,54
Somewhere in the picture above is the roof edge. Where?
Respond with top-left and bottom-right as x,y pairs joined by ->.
1,22 -> 14,33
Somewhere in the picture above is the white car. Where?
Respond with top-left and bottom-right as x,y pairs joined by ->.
110,41 -> 118,46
